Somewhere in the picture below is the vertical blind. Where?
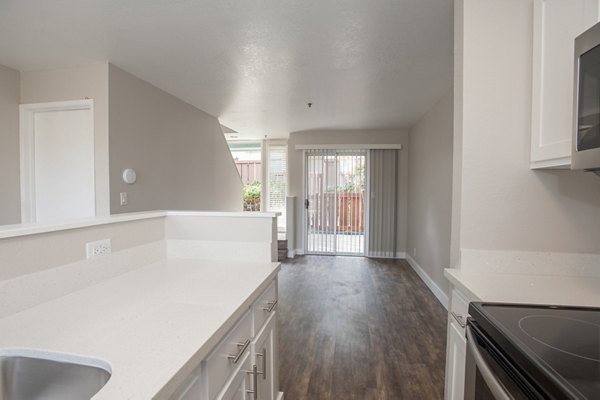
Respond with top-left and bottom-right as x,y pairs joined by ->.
367,149 -> 399,258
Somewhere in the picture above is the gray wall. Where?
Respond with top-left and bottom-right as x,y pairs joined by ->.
0,65 -> 21,225
453,0 -> 600,259
20,63 -> 111,217
407,90 -> 453,296
287,129 -> 409,254
108,65 -> 242,213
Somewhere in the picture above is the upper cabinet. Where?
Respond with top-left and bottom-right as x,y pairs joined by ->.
530,0 -> 600,169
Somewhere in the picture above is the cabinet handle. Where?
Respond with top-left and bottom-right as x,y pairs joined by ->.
262,299 -> 277,313
256,347 -> 267,380
245,364 -> 258,400
451,312 -> 467,328
245,364 -> 265,400
227,339 -> 250,364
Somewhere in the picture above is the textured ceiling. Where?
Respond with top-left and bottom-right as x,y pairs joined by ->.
0,0 -> 453,139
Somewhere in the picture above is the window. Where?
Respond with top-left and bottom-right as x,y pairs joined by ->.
226,139 -> 288,230
266,142 -> 287,230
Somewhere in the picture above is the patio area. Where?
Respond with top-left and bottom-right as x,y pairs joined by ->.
307,233 -> 365,255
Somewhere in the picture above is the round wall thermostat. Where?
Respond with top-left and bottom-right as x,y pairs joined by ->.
122,168 -> 137,184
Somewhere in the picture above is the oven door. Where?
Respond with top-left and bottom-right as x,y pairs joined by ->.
464,322 -> 544,400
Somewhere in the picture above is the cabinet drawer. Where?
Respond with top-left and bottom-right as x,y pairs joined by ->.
252,280 -> 277,335
205,310 -> 252,400
215,352 -> 251,400
174,372 -> 201,400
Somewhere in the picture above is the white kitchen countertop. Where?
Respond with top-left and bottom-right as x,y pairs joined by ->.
0,258 -> 281,399
445,268 -> 600,307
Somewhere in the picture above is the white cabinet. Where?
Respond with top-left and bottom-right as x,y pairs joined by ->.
172,277 -> 280,400
216,353 -> 253,400
252,313 -> 277,400
530,0 -> 600,169
205,312 -> 253,399
445,321 -> 466,400
252,281 -> 277,336
444,289 -> 469,400
174,369 -> 202,400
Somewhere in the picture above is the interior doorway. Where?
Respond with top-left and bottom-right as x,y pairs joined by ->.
305,149 -> 367,255
20,100 -> 95,223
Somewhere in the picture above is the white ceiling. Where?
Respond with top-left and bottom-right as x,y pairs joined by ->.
0,0 -> 453,139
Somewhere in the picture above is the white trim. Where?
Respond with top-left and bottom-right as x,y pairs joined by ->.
295,248 -> 305,255
168,211 -> 280,218
295,144 -> 402,151
19,99 -> 96,223
301,150 -> 307,254
20,99 -> 94,113
366,251 -> 397,258
530,156 -> 571,169
0,210 -> 280,240
405,255 -> 449,310
260,140 -> 268,212
19,107 -> 35,223
364,150 -> 370,256
287,249 -> 296,258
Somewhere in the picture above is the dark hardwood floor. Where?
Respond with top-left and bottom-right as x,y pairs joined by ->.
277,256 -> 447,400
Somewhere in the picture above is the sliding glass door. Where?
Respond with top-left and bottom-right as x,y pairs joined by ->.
305,150 -> 366,255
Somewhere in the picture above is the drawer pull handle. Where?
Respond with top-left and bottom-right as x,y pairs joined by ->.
262,300 -> 277,313
227,339 -> 250,364
256,347 -> 267,380
451,311 -> 467,328
245,364 -> 264,400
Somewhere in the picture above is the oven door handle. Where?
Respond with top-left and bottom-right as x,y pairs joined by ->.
466,325 -> 512,400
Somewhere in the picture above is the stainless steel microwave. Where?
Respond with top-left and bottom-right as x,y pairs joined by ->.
573,22 -> 600,171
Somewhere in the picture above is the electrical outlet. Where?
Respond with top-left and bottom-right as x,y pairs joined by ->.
120,192 -> 128,206
86,239 -> 112,259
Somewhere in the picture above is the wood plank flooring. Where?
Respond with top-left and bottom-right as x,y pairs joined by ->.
277,256 -> 447,400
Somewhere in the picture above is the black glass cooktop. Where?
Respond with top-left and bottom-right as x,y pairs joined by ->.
469,303 -> 600,399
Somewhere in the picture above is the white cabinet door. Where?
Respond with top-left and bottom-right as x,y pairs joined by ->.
531,0 -> 600,168
445,320 -> 467,400
531,0 -> 600,169
252,312 -> 277,400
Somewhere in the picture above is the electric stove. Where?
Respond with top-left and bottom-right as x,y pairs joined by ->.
467,302 -> 600,399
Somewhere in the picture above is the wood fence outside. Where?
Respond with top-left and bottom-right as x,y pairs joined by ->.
235,160 -> 261,185
309,192 -> 364,234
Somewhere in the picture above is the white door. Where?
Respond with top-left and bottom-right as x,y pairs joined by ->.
21,102 -> 95,223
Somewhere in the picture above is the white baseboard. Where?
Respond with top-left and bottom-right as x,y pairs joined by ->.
295,248 -> 305,255
405,254 -> 449,310
287,249 -> 296,258
364,251 -> 406,259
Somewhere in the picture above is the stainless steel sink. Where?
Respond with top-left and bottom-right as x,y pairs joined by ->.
0,352 -> 111,400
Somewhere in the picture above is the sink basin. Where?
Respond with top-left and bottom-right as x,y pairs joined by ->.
0,351 -> 111,400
